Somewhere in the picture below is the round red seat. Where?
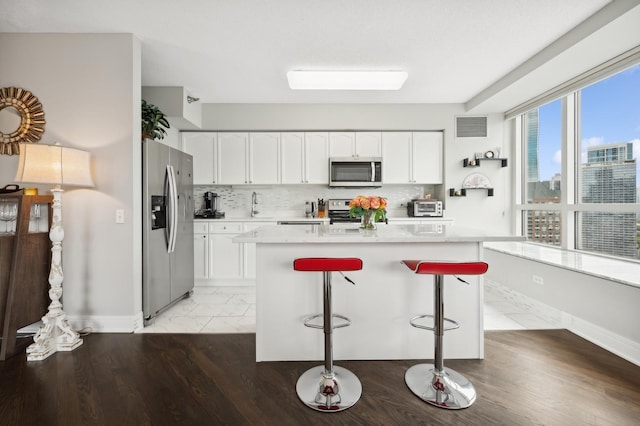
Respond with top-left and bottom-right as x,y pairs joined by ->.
402,260 -> 488,276
294,257 -> 363,272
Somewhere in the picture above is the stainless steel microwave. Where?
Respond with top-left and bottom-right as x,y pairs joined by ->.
329,157 -> 382,187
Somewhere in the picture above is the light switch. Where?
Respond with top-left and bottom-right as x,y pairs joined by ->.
115,209 -> 125,224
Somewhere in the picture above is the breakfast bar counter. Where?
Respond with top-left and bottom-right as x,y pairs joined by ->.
234,224 -> 522,362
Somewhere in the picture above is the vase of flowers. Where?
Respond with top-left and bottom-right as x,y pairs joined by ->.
349,195 -> 387,230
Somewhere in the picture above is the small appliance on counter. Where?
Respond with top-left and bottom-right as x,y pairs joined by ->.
407,199 -> 443,217
195,191 -> 225,219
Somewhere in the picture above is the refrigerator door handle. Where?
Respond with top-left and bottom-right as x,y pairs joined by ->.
167,165 -> 179,253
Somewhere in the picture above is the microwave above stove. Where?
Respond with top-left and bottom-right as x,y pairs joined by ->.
329,157 -> 382,187
407,200 -> 443,217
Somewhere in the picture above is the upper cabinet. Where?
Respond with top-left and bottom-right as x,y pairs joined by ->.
382,132 -> 443,184
304,133 -> 330,183
281,132 -> 329,184
329,132 -> 381,157
249,133 -> 280,184
217,133 -> 280,185
217,133 -> 249,184
182,130 -> 441,186
412,132 -> 443,184
382,132 -> 412,183
182,132 -> 217,185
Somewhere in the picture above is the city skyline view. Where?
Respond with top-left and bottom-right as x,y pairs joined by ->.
537,63 -> 640,182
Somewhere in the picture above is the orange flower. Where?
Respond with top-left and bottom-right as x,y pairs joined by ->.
369,197 -> 380,209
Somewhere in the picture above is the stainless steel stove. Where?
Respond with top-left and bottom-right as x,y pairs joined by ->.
327,199 -> 361,224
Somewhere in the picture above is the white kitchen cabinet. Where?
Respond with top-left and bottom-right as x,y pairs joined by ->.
281,132 -> 305,184
217,133 -> 249,184
382,132 -> 413,183
281,132 -> 329,184
209,222 -> 243,280
304,132 -> 330,183
196,220 -> 276,285
355,132 -> 382,157
412,132 -> 443,184
182,132 -> 217,184
249,133 -> 280,184
329,132 -> 356,157
329,132 -> 381,157
193,233 -> 209,280
382,132 -> 443,184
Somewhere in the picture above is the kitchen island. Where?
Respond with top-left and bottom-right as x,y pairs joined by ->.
234,223 -> 522,362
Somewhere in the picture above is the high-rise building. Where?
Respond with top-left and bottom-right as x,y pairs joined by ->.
526,109 -> 539,183
580,142 -> 637,258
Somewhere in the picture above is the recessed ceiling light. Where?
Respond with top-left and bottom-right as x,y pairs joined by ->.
287,70 -> 408,90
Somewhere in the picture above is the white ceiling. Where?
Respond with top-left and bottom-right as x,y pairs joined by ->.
0,0 -> 625,110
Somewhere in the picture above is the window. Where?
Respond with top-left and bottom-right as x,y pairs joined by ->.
518,63 -> 640,260
524,99 -> 562,246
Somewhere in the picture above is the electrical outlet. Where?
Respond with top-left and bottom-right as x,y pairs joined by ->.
115,209 -> 125,224
532,275 -> 544,285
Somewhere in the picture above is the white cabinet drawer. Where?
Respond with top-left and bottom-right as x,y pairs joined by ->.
193,222 -> 209,233
209,222 -> 243,233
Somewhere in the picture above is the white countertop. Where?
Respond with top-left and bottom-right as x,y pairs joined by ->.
233,223 -> 523,244
194,216 -> 450,223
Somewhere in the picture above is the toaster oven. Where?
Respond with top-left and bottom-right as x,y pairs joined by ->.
407,200 -> 443,217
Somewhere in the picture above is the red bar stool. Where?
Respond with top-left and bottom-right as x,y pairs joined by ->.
402,260 -> 488,410
293,257 -> 363,412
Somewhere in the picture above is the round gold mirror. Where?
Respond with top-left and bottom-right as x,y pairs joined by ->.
0,87 -> 46,156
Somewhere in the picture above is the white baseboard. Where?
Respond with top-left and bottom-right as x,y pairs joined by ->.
68,312 -> 144,333
562,312 -> 640,367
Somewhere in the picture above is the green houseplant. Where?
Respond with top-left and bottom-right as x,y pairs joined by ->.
141,99 -> 170,140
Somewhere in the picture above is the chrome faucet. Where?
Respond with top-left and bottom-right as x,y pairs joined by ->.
251,191 -> 259,217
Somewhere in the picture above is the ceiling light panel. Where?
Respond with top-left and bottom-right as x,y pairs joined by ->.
287,70 -> 408,90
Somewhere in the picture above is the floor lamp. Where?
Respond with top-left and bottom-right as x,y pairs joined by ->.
13,142 -> 94,361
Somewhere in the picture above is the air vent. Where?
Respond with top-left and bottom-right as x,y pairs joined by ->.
456,116 -> 487,138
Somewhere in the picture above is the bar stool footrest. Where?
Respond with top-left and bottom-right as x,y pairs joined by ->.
410,314 -> 459,332
304,313 -> 351,330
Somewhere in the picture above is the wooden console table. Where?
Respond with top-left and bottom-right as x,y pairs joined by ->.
0,193 -> 52,360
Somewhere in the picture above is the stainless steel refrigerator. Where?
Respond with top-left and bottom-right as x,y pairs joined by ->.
142,139 -> 194,324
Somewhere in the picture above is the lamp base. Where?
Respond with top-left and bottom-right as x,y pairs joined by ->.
26,311 -> 83,361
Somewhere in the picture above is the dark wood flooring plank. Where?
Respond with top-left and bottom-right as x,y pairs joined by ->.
0,330 -> 639,425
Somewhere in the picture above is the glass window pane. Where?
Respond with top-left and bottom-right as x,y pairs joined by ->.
525,99 -> 562,204
525,210 -> 562,246
576,211 -> 638,259
578,64 -> 639,259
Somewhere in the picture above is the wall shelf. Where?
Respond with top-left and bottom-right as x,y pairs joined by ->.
463,158 -> 508,168
449,187 -> 494,197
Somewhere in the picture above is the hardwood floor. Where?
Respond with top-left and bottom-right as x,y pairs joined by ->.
1,330 -> 639,425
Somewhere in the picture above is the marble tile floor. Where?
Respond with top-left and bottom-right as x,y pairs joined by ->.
138,283 -> 561,333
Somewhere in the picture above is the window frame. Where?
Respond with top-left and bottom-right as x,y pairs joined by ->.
513,83 -> 639,261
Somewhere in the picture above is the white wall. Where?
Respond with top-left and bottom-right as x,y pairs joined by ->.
485,249 -> 640,365
0,33 -> 141,331
200,104 -> 511,232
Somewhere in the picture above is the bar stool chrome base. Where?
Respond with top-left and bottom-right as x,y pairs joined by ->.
296,365 -> 362,412
405,363 -> 476,409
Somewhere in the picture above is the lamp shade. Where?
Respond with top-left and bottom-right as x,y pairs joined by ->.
14,143 -> 94,187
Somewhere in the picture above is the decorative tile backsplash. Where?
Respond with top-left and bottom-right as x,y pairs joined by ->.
193,184 -> 436,218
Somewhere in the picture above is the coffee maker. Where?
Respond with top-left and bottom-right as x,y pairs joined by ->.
196,192 -> 224,218
204,191 -> 217,212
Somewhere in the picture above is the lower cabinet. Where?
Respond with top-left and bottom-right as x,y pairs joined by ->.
209,222 -> 244,280
194,221 -> 275,285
